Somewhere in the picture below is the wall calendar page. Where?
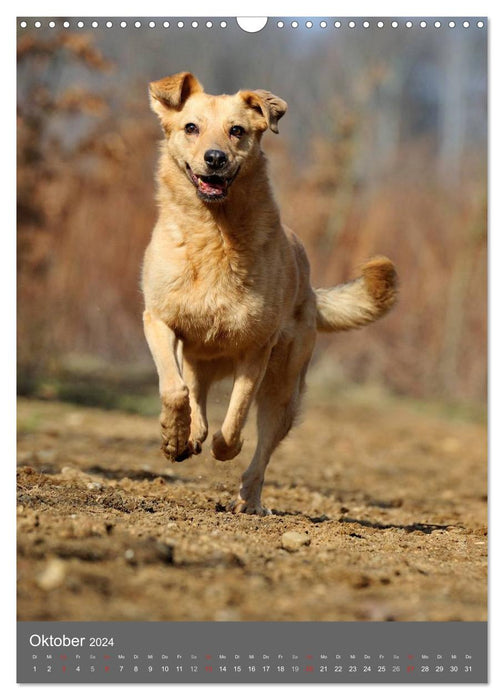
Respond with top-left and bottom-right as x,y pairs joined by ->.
16,14 -> 488,686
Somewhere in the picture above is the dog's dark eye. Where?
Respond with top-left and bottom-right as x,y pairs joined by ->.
184,123 -> 199,135
230,125 -> 245,138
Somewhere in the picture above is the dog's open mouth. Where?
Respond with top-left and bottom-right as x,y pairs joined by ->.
186,164 -> 238,201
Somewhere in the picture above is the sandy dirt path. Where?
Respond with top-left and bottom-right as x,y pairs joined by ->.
17,391 -> 486,622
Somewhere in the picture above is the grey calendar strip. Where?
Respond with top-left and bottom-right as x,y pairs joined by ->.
17,621 -> 487,683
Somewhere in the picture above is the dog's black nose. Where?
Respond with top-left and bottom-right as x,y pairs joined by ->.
204,149 -> 228,170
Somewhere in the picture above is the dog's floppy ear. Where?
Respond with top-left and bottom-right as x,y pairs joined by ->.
240,89 -> 287,134
149,72 -> 203,130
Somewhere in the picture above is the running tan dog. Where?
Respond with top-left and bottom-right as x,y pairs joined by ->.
142,72 -> 397,515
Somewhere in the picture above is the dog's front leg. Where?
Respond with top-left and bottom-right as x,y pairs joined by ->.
212,342 -> 273,462
143,310 -> 196,462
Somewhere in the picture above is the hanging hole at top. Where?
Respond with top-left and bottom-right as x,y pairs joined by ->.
237,17 -> 268,33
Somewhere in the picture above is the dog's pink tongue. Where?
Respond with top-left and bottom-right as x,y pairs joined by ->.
199,179 -> 225,196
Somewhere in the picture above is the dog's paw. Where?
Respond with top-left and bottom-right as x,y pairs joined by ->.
160,390 -> 193,462
161,434 -> 196,463
166,439 -> 202,463
227,498 -> 272,516
211,430 -> 243,461
189,421 -> 208,450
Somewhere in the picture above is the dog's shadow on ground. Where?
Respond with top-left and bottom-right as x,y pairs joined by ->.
337,516 -> 450,534
82,464 -> 190,483
215,502 -> 451,533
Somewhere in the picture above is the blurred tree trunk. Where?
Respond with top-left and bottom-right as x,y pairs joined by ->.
439,32 -> 466,186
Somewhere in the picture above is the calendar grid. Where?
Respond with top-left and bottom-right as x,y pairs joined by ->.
17,621 -> 487,683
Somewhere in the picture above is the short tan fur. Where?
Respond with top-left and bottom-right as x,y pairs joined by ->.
142,72 -> 398,515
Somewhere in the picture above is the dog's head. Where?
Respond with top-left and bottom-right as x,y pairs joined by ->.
149,72 -> 287,203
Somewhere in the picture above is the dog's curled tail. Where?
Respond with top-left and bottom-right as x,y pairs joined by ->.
315,256 -> 398,332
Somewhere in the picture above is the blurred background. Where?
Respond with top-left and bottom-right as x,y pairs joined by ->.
17,18 -> 487,413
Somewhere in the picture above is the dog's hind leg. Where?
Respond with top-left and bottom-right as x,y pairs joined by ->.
229,326 -> 316,515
